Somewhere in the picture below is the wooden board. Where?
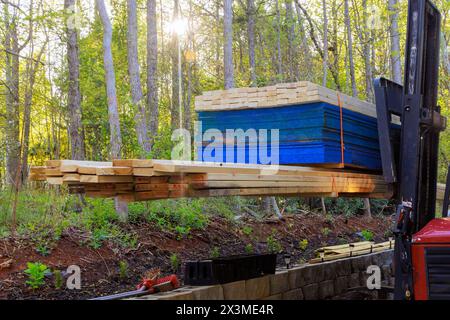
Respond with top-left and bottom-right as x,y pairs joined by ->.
30,160 -> 446,203
195,81 -> 377,118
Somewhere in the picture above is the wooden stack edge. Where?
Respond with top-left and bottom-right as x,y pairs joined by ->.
28,159 -> 399,203
195,81 -> 377,118
309,240 -> 395,264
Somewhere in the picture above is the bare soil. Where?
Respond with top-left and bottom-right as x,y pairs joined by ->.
0,213 -> 393,300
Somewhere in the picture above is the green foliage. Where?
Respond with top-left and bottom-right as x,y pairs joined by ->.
361,229 -> 374,242
146,199 -> 209,238
24,262 -> 49,289
170,253 -> 181,272
118,260 -> 129,280
53,269 -> 63,289
298,239 -> 308,251
242,226 -> 253,236
321,227 -> 331,236
324,198 -> 364,217
245,243 -> 254,254
266,231 -> 282,254
210,246 -> 220,258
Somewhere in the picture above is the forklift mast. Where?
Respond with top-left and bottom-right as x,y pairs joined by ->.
374,0 -> 446,299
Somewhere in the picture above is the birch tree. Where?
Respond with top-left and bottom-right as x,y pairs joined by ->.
344,0 -> 357,97
388,0 -> 402,83
224,0 -> 234,89
147,0 -> 158,142
322,0 -> 328,86
96,0 -> 128,220
4,3 -> 20,185
127,0 -> 151,155
246,0 -> 257,86
274,0 -> 282,78
170,0 -> 180,130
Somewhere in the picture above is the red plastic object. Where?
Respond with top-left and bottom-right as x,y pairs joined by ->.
411,218 -> 450,300
137,274 -> 180,292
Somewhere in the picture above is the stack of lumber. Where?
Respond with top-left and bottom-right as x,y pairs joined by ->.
309,240 -> 395,264
195,81 -> 376,117
195,81 -> 397,170
29,160 -> 392,202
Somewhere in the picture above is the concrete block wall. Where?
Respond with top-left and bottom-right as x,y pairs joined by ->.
130,250 -> 394,300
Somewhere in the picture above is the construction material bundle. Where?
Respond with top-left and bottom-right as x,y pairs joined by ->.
309,240 -> 395,264
29,160 -> 392,202
195,81 -> 390,170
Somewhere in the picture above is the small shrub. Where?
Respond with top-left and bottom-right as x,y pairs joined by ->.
170,254 -> 181,272
242,226 -> 253,236
266,233 -> 282,254
210,246 -> 220,258
53,269 -> 63,289
361,229 -> 374,241
245,243 -> 254,254
325,214 -> 334,224
298,239 -> 308,251
24,262 -> 49,289
119,260 -> 129,279
321,227 -> 331,236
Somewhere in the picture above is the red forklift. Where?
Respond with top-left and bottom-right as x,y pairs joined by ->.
374,0 -> 449,300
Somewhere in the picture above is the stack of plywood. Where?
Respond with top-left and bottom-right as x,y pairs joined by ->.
29,160 -> 393,202
195,81 -> 398,170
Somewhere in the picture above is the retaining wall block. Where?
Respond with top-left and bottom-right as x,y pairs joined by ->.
381,264 -> 391,281
269,270 -> 289,296
350,255 -> 366,273
379,250 -> 394,266
222,280 -> 247,300
246,276 -> 271,300
287,265 -> 306,289
359,271 -> 369,288
349,273 -> 361,288
282,288 -> 304,300
262,294 -> 283,300
319,280 -> 335,299
185,285 -> 224,300
321,260 -> 339,280
334,259 -> 352,277
156,289 -> 194,300
334,276 -> 349,295
303,283 -> 319,300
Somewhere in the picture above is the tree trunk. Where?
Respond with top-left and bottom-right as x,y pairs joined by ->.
246,0 -> 256,87
285,0 -> 298,81
21,39 -> 47,183
344,0 -> 357,97
65,0 -> 85,161
322,0 -> 328,86
224,0 -> 234,89
442,33 -> 450,76
388,0 -> 402,83
96,0 -> 128,221
127,0 -> 151,156
274,0 -> 282,78
362,0 -> 374,102
171,0 -> 181,130
294,1 -> 311,81
147,0 -> 159,143
4,4 -> 20,186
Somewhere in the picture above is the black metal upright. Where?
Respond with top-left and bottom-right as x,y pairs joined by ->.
374,0 -> 445,300
400,0 -> 442,233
